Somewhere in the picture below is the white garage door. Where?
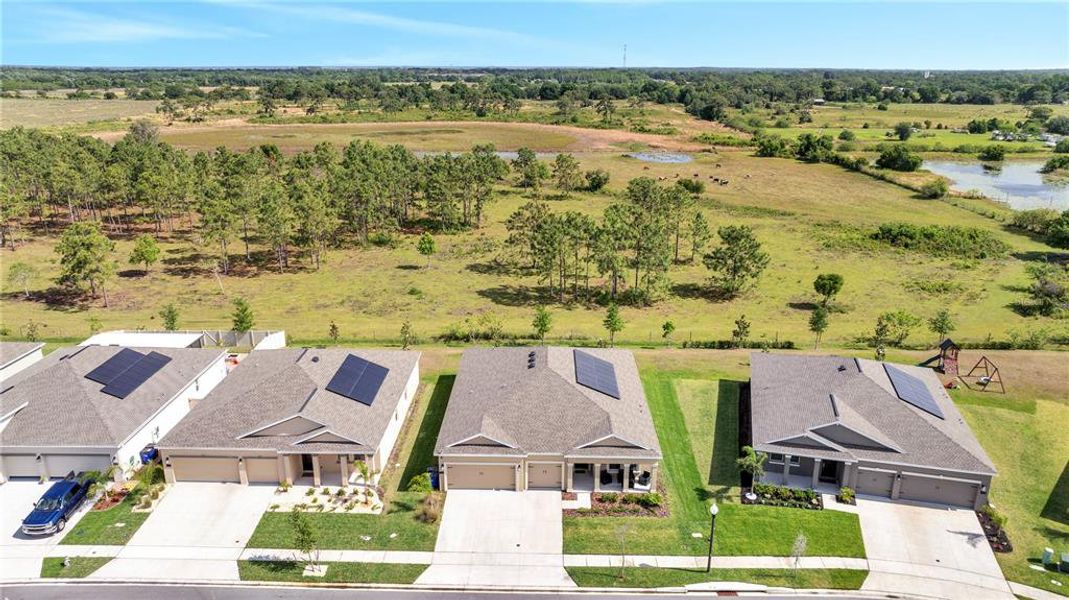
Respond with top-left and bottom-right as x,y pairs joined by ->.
447,464 -> 516,490
899,474 -> 979,508
856,468 -> 894,497
2,454 -> 40,479
45,454 -> 111,478
171,457 -> 240,482
527,463 -> 563,489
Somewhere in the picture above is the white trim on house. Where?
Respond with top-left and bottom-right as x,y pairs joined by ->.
237,415 -> 327,440
577,434 -> 650,450
448,433 -> 517,449
294,428 -> 364,446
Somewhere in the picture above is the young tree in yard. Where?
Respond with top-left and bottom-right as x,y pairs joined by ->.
812,273 -> 844,307
614,522 -> 632,581
809,307 -> 829,349
532,306 -> 552,343
231,297 -> 254,333
329,321 -> 340,343
731,315 -> 751,348
736,446 -> 768,483
128,234 -> 160,273
400,320 -> 413,350
662,320 -> 676,345
688,212 -> 712,263
55,221 -> 117,307
353,460 -> 372,505
876,310 -> 921,346
603,303 -> 624,347
791,532 -> 808,568
927,309 -> 956,343
159,303 -> 180,331
703,226 -> 769,297
7,262 -> 37,298
417,232 -> 437,268
290,508 -> 320,572
552,153 -> 583,195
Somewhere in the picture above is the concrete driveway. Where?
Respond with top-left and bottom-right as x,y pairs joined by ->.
90,482 -> 276,581
416,490 -> 574,588
0,479 -> 94,580
855,497 -> 1013,600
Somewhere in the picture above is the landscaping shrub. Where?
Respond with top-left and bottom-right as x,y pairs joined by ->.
599,492 -> 619,503
837,487 -> 855,504
872,222 -> 1009,259
981,504 -> 1008,529
416,493 -> 443,524
635,493 -> 663,508
407,472 -> 433,493
749,482 -> 823,510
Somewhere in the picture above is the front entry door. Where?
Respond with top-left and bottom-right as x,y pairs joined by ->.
301,454 -> 314,475
819,460 -> 838,483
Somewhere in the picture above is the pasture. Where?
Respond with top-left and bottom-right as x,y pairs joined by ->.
0,98 -> 159,128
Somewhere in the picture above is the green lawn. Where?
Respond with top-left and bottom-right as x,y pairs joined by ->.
60,488 -> 150,546
238,560 -> 426,584
392,374 -> 454,493
563,368 -> 866,558
957,389 -> 1069,597
566,567 -> 868,589
40,557 -> 112,578
246,491 -> 440,551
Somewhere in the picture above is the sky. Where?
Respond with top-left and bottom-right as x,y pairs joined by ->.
2,1 -> 1067,70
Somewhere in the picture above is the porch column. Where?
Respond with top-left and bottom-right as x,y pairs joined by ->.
593,463 -> 601,492
282,456 -> 295,485
440,462 -> 448,492
811,458 -> 821,489
238,458 -> 249,485
622,465 -> 631,492
649,464 -> 658,491
312,455 -> 322,487
37,455 -> 49,481
565,462 -> 573,492
781,454 -> 791,484
515,463 -> 523,491
890,471 -> 902,500
340,457 -> 350,488
0,454 -> 7,484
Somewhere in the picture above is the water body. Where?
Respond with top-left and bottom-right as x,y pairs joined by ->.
923,160 -> 1069,211
627,152 -> 694,164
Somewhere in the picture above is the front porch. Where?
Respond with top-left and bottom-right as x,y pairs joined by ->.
286,453 -> 375,488
761,454 -> 845,494
568,462 -> 657,493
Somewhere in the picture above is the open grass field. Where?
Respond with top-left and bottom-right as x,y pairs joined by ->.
562,363 -> 867,558
0,98 -> 159,128
566,567 -> 868,589
2,141 -> 1061,348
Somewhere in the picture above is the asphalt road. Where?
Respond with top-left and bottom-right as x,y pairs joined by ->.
2,584 -> 878,600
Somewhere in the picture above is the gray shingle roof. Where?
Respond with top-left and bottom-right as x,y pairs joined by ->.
158,348 -> 419,455
0,346 -> 224,449
435,347 -> 661,460
0,342 -> 44,372
750,353 -> 996,475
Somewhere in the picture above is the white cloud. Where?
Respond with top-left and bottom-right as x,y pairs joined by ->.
25,8 -> 262,44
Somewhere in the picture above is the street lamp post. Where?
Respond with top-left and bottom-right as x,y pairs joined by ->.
706,503 -> 719,572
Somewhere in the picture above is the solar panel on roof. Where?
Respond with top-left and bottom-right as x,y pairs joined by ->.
325,354 -> 389,406
100,351 -> 172,399
574,349 -> 621,399
884,364 -> 944,420
85,348 -> 144,384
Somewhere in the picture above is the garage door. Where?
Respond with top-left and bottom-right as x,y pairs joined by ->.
899,474 -> 978,508
170,457 -> 240,483
447,464 -> 516,490
856,468 -> 894,497
245,458 -> 280,483
2,454 -> 41,479
527,463 -> 563,489
45,454 -> 111,478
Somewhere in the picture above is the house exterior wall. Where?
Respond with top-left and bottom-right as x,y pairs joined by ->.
371,363 -> 420,473
0,348 -> 44,381
439,454 -> 658,493
116,354 -> 228,476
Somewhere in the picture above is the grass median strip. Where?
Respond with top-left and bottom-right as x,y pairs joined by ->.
60,488 -> 150,546
40,557 -> 112,578
566,566 -> 868,589
238,560 -> 426,584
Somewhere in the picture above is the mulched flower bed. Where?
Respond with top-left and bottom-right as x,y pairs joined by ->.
977,510 -> 1013,553
562,492 -> 578,501
565,490 -> 669,518
741,484 -> 824,510
92,489 -> 131,511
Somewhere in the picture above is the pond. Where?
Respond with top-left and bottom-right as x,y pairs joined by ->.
626,152 -> 693,164
923,160 -> 1069,211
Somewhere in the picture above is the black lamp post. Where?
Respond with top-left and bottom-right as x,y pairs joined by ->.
706,502 -> 719,572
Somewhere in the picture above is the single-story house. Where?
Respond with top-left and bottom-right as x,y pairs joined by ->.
81,329 -> 287,350
749,353 -> 997,509
0,345 -> 228,484
435,347 -> 662,493
158,348 -> 420,487
0,342 -> 45,381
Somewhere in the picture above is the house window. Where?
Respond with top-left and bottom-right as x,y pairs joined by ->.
789,456 -> 801,466
769,453 -> 784,464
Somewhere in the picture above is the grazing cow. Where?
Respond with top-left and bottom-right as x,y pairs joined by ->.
712,177 -> 720,183
720,179 -> 729,186
643,166 -> 650,170
745,174 -> 751,179
693,173 -> 700,178
716,163 -> 722,168
673,173 -> 680,178
658,176 -> 667,181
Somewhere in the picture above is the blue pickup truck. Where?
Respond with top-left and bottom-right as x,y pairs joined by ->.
20,473 -> 91,536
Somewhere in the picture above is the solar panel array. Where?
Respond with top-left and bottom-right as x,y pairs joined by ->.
325,354 -> 389,406
884,364 -> 945,419
85,349 -> 172,399
574,350 -> 621,399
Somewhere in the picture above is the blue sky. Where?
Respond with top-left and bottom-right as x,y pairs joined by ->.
3,1 -> 1067,69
